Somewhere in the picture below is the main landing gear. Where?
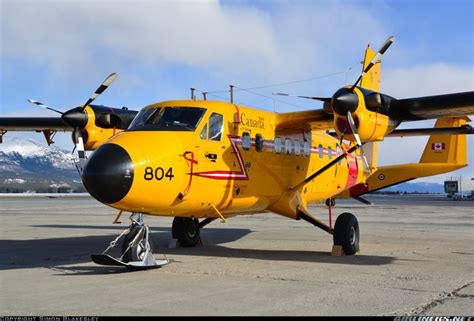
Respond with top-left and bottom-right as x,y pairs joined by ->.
171,217 -> 216,247
298,209 -> 359,255
91,213 -> 169,270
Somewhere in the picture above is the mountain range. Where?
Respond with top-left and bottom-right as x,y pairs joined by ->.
0,136 -> 84,193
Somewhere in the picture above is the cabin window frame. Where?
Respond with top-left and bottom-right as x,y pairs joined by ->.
318,144 -> 324,158
200,123 -> 207,140
294,139 -> 301,156
285,138 -> 292,155
255,134 -> 264,152
242,132 -> 251,151
304,141 -> 310,157
274,137 -> 282,154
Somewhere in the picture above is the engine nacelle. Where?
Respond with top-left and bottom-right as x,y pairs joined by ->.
71,105 -> 138,150
333,87 -> 399,142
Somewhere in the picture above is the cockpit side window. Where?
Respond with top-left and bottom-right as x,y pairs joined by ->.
208,113 -> 223,141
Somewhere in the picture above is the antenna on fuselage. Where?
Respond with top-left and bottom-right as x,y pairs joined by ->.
229,85 -> 234,104
202,92 -> 207,100
190,88 -> 196,100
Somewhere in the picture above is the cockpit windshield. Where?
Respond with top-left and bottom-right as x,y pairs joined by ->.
128,107 -> 206,131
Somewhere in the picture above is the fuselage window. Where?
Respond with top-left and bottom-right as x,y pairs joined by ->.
318,144 -> 324,158
208,113 -> 223,141
304,141 -> 310,157
255,134 -> 264,152
274,137 -> 282,154
200,123 -> 207,140
328,146 -> 333,159
294,139 -> 301,156
242,132 -> 251,151
285,138 -> 292,155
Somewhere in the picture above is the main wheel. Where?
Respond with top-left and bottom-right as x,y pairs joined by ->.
172,217 -> 201,247
333,212 -> 359,255
122,224 -> 152,263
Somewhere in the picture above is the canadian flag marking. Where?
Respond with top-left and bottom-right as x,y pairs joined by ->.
431,143 -> 445,151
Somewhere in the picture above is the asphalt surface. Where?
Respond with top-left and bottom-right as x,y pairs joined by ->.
0,194 -> 473,316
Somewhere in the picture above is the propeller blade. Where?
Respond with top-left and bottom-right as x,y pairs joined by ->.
351,36 -> 395,90
80,73 -> 118,112
73,128 -> 86,174
346,112 -> 370,171
272,92 -> 331,102
28,99 -> 64,115
346,112 -> 362,147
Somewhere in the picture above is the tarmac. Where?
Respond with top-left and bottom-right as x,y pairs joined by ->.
0,194 -> 473,316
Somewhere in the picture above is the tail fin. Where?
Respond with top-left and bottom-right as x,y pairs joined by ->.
420,117 -> 468,165
360,45 -> 381,92
339,117 -> 469,197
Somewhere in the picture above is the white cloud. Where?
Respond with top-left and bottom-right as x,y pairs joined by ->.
382,64 -> 474,98
1,0 -> 388,82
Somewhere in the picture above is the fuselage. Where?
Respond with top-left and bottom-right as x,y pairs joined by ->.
81,100 -> 366,220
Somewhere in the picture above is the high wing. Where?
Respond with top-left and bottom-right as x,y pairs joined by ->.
274,109 -> 333,132
389,91 -> 474,121
274,91 -> 474,135
0,117 -> 72,131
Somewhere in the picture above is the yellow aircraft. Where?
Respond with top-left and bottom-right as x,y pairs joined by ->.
1,36 -> 473,269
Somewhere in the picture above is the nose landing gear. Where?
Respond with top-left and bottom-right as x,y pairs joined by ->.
91,213 -> 169,270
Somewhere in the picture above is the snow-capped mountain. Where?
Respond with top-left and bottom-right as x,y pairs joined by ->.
0,136 -> 84,192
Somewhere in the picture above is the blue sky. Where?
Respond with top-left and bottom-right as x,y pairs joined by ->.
1,0 -> 473,182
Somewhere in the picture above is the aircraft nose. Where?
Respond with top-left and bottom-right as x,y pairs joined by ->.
82,143 -> 134,204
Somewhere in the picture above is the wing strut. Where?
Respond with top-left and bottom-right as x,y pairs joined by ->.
290,144 -> 360,191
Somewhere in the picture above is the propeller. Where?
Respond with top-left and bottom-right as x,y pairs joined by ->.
350,36 -> 395,91
27,73 -> 118,173
80,73 -> 118,113
274,36 -> 395,114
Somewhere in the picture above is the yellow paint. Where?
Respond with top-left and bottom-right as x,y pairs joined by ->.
104,99 -> 367,219
81,106 -> 124,150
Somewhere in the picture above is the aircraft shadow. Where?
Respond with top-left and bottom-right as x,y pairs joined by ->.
0,224 -> 395,273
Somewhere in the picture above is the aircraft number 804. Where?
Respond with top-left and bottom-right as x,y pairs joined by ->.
144,166 -> 175,181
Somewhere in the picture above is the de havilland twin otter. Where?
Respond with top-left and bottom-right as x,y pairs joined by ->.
1,37 -> 474,269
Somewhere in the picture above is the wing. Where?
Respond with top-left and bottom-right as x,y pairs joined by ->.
0,117 -> 72,131
389,91 -> 474,121
274,109 -> 333,132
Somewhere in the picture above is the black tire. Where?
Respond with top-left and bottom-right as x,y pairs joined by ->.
122,224 -> 152,263
333,212 -> 359,255
325,198 -> 336,207
172,217 -> 201,247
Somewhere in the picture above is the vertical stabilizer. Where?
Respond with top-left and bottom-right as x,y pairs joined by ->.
420,117 -> 468,165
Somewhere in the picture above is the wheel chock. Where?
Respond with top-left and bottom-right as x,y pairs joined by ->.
331,245 -> 344,256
